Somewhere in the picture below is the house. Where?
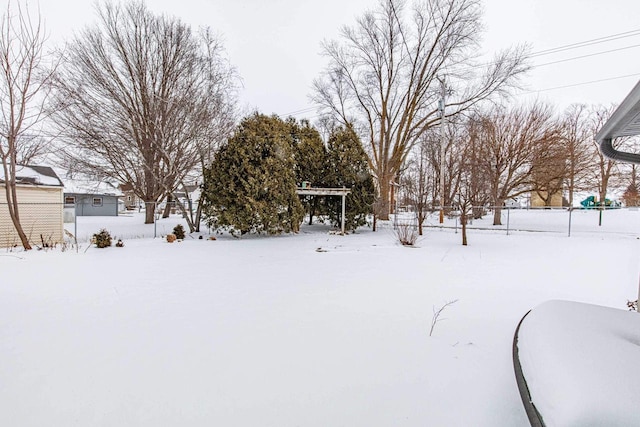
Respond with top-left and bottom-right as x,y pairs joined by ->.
530,190 -> 564,208
0,165 -> 65,248
62,175 -> 123,216
119,182 -> 143,211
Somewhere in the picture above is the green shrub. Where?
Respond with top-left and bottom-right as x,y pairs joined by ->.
93,229 -> 112,248
173,224 -> 186,240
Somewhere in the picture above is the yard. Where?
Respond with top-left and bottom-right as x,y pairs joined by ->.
1,208 -> 639,426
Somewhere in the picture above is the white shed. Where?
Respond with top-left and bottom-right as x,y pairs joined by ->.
0,165 -> 65,248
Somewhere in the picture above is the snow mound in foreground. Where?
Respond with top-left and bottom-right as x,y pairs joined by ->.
516,300 -> 640,426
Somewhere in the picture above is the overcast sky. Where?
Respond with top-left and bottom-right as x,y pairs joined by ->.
19,0 -> 640,119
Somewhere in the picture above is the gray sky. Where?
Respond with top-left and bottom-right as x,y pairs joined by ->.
23,0 -> 640,118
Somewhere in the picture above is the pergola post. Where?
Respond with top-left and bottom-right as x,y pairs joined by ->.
341,190 -> 346,235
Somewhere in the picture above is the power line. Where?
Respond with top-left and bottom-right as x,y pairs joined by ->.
281,106 -> 317,117
450,28 -> 640,74
519,72 -> 640,95
529,28 -> 640,58
534,44 -> 640,68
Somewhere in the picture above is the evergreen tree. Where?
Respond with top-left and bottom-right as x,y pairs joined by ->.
325,125 -> 376,231
202,113 -> 304,235
289,118 -> 327,224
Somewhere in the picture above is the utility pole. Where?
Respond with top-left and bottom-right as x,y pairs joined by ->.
438,76 -> 446,224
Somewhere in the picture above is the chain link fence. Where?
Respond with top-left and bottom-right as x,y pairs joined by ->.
390,205 -> 640,237
0,202 -> 200,249
3,202 -> 640,249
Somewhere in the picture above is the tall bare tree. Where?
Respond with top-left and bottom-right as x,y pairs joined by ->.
561,104 -> 595,207
586,105 -> 626,205
402,140 -> 432,235
313,0 -> 529,220
51,1 -> 237,224
0,1 -> 54,250
470,102 -> 561,225
530,131 -> 567,207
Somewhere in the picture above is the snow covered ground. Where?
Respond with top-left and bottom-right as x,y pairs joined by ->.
1,208 -> 639,426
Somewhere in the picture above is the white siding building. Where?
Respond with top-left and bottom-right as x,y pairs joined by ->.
0,165 -> 65,248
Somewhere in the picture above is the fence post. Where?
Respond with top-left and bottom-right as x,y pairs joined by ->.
599,208 -> 603,226
154,202 -> 157,238
568,207 -> 573,237
506,208 -> 510,236
74,202 -> 77,243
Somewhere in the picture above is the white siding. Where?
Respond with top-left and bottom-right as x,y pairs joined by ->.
0,185 -> 64,248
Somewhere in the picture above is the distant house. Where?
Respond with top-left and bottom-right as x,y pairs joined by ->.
62,175 -> 122,217
173,184 -> 200,210
0,165 -> 65,248
119,183 -> 143,211
530,190 -> 564,208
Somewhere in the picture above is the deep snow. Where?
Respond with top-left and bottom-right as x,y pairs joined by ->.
1,209 -> 639,426
516,300 -> 640,426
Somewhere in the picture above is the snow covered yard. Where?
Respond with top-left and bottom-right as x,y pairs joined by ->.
1,210 -> 639,426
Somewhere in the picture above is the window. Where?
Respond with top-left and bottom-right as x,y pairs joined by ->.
65,196 -> 76,204
92,197 -> 103,207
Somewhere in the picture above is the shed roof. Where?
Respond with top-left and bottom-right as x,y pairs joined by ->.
0,165 -> 64,187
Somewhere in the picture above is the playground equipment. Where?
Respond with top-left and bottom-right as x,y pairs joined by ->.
579,195 -> 620,209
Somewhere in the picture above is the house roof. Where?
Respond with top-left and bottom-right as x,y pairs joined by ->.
63,179 -> 123,197
0,165 -> 64,187
56,169 -> 123,196
597,80 -> 640,164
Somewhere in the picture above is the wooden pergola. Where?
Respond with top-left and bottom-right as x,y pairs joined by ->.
296,187 -> 351,234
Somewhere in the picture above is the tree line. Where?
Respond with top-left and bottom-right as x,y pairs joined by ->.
399,102 -> 638,244
0,0 -> 635,249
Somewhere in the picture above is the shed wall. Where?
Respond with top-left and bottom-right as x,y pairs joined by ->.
66,193 -> 119,216
0,185 -> 64,248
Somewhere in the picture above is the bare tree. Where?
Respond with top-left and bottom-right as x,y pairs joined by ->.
470,102 -> 562,225
455,116 -> 492,244
456,138 -> 474,246
561,104 -> 595,207
51,1 -> 237,224
402,140 -> 432,235
585,105 -> 627,206
621,162 -> 640,207
313,0 -> 529,220
0,1 -> 54,250
530,133 -> 567,207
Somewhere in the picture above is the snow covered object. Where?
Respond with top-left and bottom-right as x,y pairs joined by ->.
513,300 -> 640,426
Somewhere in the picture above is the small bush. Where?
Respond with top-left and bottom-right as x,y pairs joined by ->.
173,224 -> 186,240
395,223 -> 418,246
93,229 -> 112,248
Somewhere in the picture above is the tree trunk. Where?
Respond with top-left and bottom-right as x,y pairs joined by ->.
174,195 -> 196,233
144,201 -> 155,224
307,197 -> 316,225
4,183 -> 32,250
194,200 -> 202,232
493,203 -> 503,226
377,179 -> 391,220
461,209 -> 468,246
162,194 -> 172,218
